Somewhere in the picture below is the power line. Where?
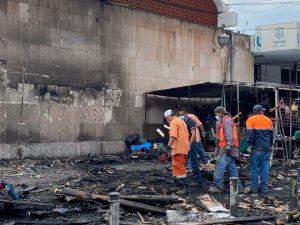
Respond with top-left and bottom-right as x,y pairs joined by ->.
225,0 -> 272,4
230,0 -> 273,2
231,27 -> 300,31
230,4 -> 285,13
227,0 -> 300,5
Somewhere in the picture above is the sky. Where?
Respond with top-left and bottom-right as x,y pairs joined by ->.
223,0 -> 300,35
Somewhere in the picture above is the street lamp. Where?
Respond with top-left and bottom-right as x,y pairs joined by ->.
217,32 -> 230,49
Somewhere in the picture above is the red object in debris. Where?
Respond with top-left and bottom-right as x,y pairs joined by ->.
206,145 -> 215,152
158,153 -> 171,162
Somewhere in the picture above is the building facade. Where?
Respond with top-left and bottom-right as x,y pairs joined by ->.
253,21 -> 300,85
0,0 -> 253,158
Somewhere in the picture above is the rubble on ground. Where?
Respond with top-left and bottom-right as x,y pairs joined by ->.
0,155 -> 298,224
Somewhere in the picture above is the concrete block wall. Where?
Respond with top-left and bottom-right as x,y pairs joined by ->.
232,34 -> 254,83
0,0 -> 254,158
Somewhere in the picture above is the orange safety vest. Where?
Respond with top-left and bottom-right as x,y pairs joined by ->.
218,116 -> 239,148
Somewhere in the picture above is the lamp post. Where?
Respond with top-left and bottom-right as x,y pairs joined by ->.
217,31 -> 230,107
217,31 -> 237,117
217,32 -> 229,49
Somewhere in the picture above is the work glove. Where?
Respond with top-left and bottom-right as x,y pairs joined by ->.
201,132 -> 206,139
247,145 -> 252,154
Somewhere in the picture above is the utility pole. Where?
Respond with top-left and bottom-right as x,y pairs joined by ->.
229,31 -> 234,82
17,67 -> 25,159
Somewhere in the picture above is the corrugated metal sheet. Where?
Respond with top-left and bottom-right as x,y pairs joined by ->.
106,0 -> 218,27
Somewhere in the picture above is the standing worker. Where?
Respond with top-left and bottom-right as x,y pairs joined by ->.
179,109 -> 208,171
164,110 -> 190,186
209,106 -> 242,193
259,94 -> 278,118
246,105 -> 273,195
179,109 -> 206,185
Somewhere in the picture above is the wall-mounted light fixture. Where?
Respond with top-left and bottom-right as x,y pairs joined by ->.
217,32 -> 230,49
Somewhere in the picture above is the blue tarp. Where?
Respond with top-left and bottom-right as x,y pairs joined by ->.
130,142 -> 152,151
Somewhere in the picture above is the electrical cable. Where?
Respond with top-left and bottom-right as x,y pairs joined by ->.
226,1 -> 300,5
230,4 -> 285,13
225,0 -> 273,3
256,73 -> 300,86
230,27 -> 300,32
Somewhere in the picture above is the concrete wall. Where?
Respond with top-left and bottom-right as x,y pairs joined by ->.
232,34 -> 254,83
0,0 -> 254,158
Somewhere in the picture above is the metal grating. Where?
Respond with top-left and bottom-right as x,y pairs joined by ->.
106,0 -> 218,27
279,97 -> 300,129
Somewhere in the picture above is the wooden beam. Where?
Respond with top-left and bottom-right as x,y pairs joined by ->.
119,194 -> 183,203
0,199 -> 56,208
14,220 -> 94,225
60,188 -> 166,214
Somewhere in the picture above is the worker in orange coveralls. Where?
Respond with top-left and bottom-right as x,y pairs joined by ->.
164,109 -> 190,186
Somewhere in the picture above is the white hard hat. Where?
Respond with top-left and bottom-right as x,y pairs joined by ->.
164,109 -> 174,118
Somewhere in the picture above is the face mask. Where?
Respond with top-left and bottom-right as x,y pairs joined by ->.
167,117 -> 171,124
179,116 -> 185,120
215,115 -> 221,121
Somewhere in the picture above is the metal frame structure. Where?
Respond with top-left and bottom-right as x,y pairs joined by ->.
145,80 -> 300,164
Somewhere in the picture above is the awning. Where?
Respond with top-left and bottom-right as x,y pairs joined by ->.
145,82 -> 275,99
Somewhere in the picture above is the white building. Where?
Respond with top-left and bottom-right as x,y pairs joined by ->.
252,22 -> 300,85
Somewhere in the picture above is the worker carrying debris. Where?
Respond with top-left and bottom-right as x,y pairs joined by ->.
164,109 -> 190,186
246,105 -> 274,195
209,106 -> 243,193
179,108 -> 208,183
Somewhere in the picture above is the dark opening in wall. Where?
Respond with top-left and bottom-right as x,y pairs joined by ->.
281,69 -> 300,85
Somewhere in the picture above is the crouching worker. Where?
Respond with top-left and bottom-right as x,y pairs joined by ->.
246,105 -> 273,195
179,108 -> 208,172
179,110 -> 206,185
209,106 -> 243,193
164,109 -> 190,186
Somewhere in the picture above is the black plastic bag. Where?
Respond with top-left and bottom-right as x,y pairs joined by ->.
125,133 -> 142,149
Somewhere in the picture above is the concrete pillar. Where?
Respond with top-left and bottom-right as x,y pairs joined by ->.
109,192 -> 120,225
230,177 -> 239,217
290,170 -> 298,210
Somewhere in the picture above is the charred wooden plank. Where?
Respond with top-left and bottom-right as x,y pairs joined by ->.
60,188 -> 166,214
119,194 -> 183,203
0,199 -> 56,208
14,220 -> 93,225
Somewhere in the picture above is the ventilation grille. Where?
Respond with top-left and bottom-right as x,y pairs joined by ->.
106,0 -> 218,27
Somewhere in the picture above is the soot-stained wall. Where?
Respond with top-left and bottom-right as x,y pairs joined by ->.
0,0 -> 253,158
0,0 -> 127,149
